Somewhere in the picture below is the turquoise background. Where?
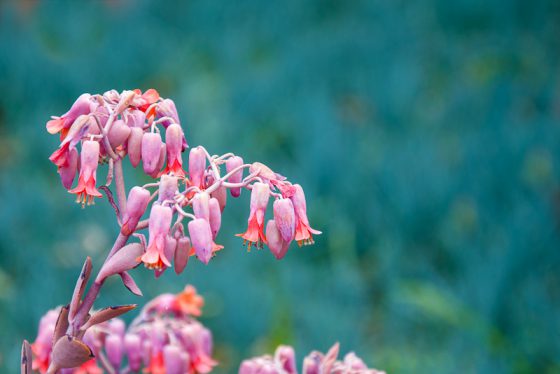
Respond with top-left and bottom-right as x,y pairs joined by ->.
0,1 -> 559,373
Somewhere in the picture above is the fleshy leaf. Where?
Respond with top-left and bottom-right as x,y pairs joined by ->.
51,335 -> 94,369
80,304 -> 137,331
96,243 -> 144,281
20,340 -> 32,374
119,271 -> 143,296
69,257 -> 92,321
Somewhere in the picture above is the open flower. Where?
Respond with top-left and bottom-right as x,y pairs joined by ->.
290,184 -> 321,246
141,205 -> 173,270
69,140 -> 103,206
161,124 -> 186,177
175,285 -> 204,317
46,93 -> 94,139
237,182 -> 270,249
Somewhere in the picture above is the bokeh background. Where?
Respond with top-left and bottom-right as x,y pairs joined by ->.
1,1 -> 559,373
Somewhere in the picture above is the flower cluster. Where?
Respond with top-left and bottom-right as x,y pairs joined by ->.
239,343 -> 385,374
29,286 -> 215,374
22,89 -> 324,374
46,89 -> 321,275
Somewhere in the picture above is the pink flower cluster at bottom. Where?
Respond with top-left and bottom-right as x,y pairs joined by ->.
239,343 -> 386,374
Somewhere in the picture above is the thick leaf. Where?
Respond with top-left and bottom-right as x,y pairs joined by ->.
51,335 -> 94,369
96,242 -> 144,281
69,257 -> 92,321
80,304 -> 136,331
21,340 -> 32,374
52,305 -> 70,347
119,271 -> 143,296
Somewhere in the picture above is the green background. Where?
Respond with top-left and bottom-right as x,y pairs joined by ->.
1,1 -> 559,373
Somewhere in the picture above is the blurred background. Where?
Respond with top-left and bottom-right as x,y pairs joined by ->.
0,1 -> 559,373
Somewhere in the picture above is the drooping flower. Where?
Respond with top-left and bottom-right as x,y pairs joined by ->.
225,156 -> 244,197
266,220 -> 289,260
289,184 -> 321,246
237,182 -> 270,249
273,198 -> 296,243
142,132 -> 164,175
188,218 -> 218,265
141,205 -> 173,270
46,93 -> 94,139
120,186 -> 151,236
69,140 -> 103,207
189,146 -> 206,189
161,123 -> 186,177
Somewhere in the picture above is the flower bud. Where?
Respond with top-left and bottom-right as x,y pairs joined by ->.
273,198 -> 296,243
266,220 -> 289,260
105,334 -> 123,369
59,147 -> 78,189
141,340 -> 152,367
225,156 -> 244,197
142,132 -> 163,175
150,143 -> 167,178
211,185 -> 227,212
188,218 -> 213,265
208,197 -> 221,239
127,127 -> 144,167
156,99 -> 180,127
121,187 -> 151,235
108,119 -> 131,149
192,192 -> 210,220
164,236 -> 177,265
174,236 -> 191,274
157,175 -> 178,204
274,345 -> 297,374
125,109 -> 146,128
164,345 -> 185,374
188,146 -> 206,188
125,334 -> 142,372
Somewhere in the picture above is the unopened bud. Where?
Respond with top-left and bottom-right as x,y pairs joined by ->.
208,198 -> 221,239
108,119 -> 131,148
141,132 -> 163,175
121,187 -> 151,235
188,146 -> 206,188
105,334 -> 123,369
127,127 -> 144,167
273,198 -> 296,243
225,156 -> 244,197
188,218 -> 213,265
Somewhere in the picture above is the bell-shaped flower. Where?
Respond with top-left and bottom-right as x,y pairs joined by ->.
58,147 -> 78,189
124,334 -> 142,372
266,220 -> 290,260
105,334 -> 124,369
161,124 -> 186,177
156,99 -> 180,126
49,114 -> 91,169
108,119 -> 131,149
236,182 -> 270,249
290,184 -> 321,246
46,93 -> 94,138
188,218 -> 222,264
132,88 -> 160,115
141,205 -> 173,270
69,140 -> 103,206
157,175 -> 179,204
127,127 -> 144,167
208,197 -> 221,239
225,156 -> 244,197
192,192 -> 210,221
121,187 -> 151,235
141,132 -> 163,175
188,146 -> 206,188
273,198 -> 296,243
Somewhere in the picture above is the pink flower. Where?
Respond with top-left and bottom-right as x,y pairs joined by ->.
161,124 -> 186,177
121,187 -> 151,235
188,218 -> 222,264
141,205 -> 173,270
69,140 -> 103,206
290,184 -> 321,246
237,182 -> 270,249
225,156 -> 244,197
273,198 -> 296,243
266,220 -> 289,260
142,132 -> 164,175
46,93 -> 94,138
188,146 -> 206,189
